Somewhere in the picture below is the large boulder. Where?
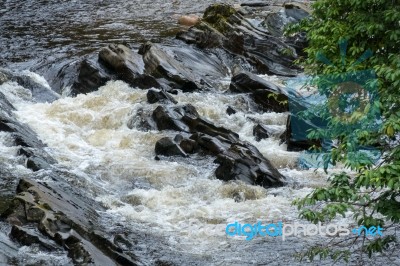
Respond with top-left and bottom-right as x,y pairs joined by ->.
139,42 -> 231,92
189,133 -> 286,188
99,44 -> 160,89
152,104 -> 286,188
152,104 -> 239,141
140,42 -> 202,92
70,59 -> 112,96
214,142 -> 286,188
230,71 -> 289,112
155,137 -> 188,157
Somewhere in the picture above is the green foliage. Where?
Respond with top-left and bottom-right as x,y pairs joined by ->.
286,0 -> 400,262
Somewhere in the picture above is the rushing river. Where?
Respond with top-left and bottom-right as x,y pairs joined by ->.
0,1 -> 398,265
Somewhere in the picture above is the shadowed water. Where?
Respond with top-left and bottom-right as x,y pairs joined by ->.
0,0 -> 233,71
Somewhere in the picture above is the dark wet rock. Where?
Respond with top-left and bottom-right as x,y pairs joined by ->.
0,230 -> 19,265
215,142 -> 285,187
152,104 -> 239,141
0,92 -> 56,171
153,104 -> 285,188
70,59 -> 112,96
140,42 -> 202,91
99,44 -> 160,89
10,226 -> 59,251
226,106 -> 237,115
113,234 -> 133,251
155,137 -> 188,157
253,124 -> 270,141
190,133 -> 231,155
147,89 -> 178,104
0,68 -> 59,103
179,138 -> 198,154
99,44 -> 145,75
140,42 -> 230,92
176,27 -> 223,49
230,71 -> 289,112
173,134 -> 184,143
178,4 -> 300,77
2,177 -> 138,266
189,133 -> 286,187
19,144 -> 57,172
284,2 -> 311,20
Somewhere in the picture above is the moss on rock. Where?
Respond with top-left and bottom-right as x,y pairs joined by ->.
202,4 -> 237,34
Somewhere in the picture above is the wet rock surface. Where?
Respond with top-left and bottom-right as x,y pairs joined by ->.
155,137 -> 188,157
70,59 -> 112,96
0,68 -> 60,103
230,71 -> 289,112
0,91 -> 56,171
147,89 -> 177,104
2,177 -> 138,266
177,4 -> 303,77
153,104 -> 286,188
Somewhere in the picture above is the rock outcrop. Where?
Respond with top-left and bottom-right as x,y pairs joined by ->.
0,91 -> 56,171
2,177 -> 138,265
0,68 -> 60,103
153,104 -> 286,188
177,4 -> 303,77
230,71 -> 289,112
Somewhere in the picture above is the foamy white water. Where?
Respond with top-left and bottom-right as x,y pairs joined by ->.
2,71 -> 358,264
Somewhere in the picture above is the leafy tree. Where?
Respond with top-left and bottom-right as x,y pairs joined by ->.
286,0 -> 400,262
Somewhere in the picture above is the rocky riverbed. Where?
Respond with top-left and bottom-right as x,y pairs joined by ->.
0,1 -> 399,265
